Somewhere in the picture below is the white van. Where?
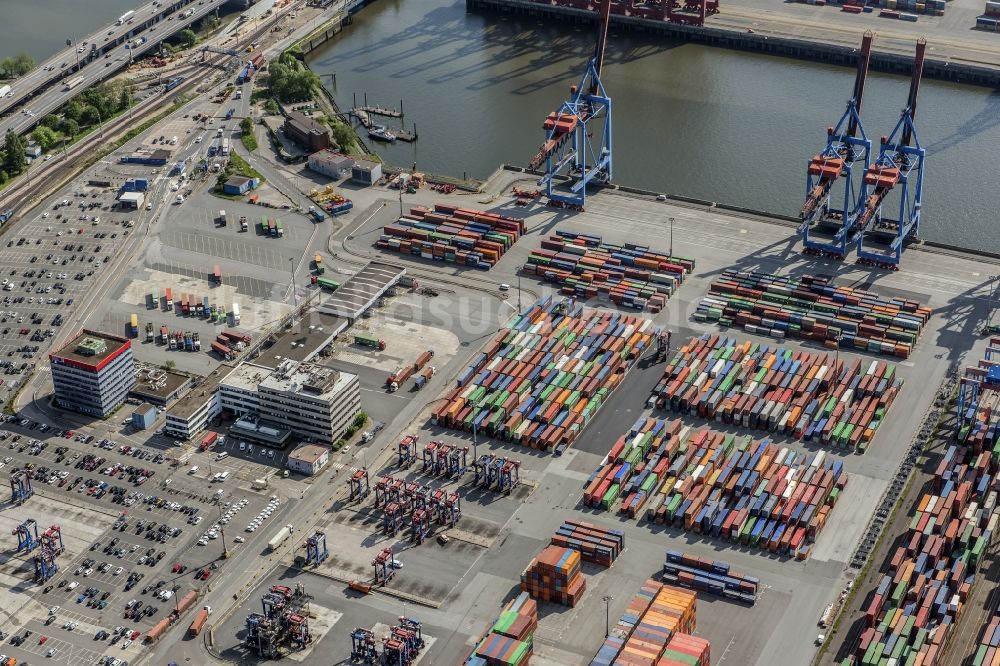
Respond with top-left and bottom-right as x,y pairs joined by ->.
218,471 -> 231,482
216,451 -> 228,460
189,465 -> 198,474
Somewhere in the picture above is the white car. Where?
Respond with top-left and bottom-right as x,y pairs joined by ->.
233,536 -> 245,543
114,566 -> 123,575
197,538 -> 207,546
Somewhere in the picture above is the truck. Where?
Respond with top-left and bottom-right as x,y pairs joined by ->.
195,299 -> 204,316
193,331 -> 201,351
251,477 -> 268,490
211,341 -> 233,360
267,524 -> 294,552
414,365 -> 435,390
160,326 -> 169,345
413,349 -> 435,372
171,162 -> 186,177
165,288 -> 173,311
232,303 -> 240,325
203,296 -> 211,315
267,218 -> 277,237
145,322 -> 154,343
181,294 -> 190,315
276,220 -> 283,237
169,333 -> 177,350
130,314 -> 139,338
317,277 -> 340,291
182,8 -> 194,18
221,138 -> 231,156
222,330 -> 250,351
175,331 -> 184,348
189,608 -> 209,637
354,334 -> 386,350
64,76 -> 85,91
218,210 -> 227,226
184,332 -> 194,351
117,9 -> 135,24
398,275 -> 418,289
0,85 -> 10,98
239,216 -> 248,232
145,617 -> 172,643
386,366 -> 413,392
199,432 -> 218,451
309,208 -> 326,223
176,590 -> 198,614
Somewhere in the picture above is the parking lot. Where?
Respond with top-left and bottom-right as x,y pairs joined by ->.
0,413 -> 298,665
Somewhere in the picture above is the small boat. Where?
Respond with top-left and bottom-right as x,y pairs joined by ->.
368,125 -> 396,143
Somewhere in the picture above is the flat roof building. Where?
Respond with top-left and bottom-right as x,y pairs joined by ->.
258,360 -> 361,445
164,366 -> 229,440
351,159 -> 382,186
118,191 -> 145,210
284,111 -> 330,152
308,149 -> 354,180
286,443 -> 330,476
318,262 -> 405,321
132,403 -> 157,430
49,329 -> 136,418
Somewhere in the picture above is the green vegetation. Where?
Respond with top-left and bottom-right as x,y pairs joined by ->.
2,129 -> 27,183
213,152 -> 264,196
268,51 -> 321,103
264,98 -> 280,115
163,360 -> 177,371
179,28 -> 198,48
333,412 -> 370,449
0,53 -> 34,80
328,118 -> 355,153
239,117 -> 258,152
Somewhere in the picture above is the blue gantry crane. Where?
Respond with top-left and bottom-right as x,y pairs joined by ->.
13,518 -> 39,553
855,39 -> 927,269
527,0 -> 613,210
305,531 -> 328,566
799,32 -> 874,259
10,468 -> 33,505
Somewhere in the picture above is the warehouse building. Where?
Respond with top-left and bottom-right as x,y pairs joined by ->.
49,330 -> 136,418
118,191 -> 145,210
286,443 -> 330,476
351,159 -> 382,186
308,149 -> 354,180
283,111 -> 331,152
223,176 -> 255,195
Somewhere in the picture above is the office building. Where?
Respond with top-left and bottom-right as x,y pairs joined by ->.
49,330 -> 136,418
286,444 -> 330,476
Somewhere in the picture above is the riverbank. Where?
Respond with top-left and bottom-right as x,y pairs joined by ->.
468,0 -> 1000,87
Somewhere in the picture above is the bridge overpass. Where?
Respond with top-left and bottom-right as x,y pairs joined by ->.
0,0 -> 257,139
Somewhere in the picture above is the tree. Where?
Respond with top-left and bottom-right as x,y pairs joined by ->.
31,127 -> 59,151
163,360 -> 176,371
118,85 -> 133,112
60,118 -> 79,138
329,121 -> 354,152
3,130 -> 27,176
264,98 -> 280,115
267,57 -> 320,103
79,105 -> 101,127
64,100 -> 84,123
178,29 -> 197,48
0,53 -> 34,79
240,117 -> 254,135
40,114 -> 61,130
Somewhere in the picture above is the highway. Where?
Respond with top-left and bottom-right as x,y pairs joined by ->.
0,0 -> 229,137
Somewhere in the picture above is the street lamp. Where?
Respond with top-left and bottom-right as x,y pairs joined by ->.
217,502 -> 229,558
668,217 -> 675,258
987,275 -> 1000,333
602,595 -> 613,637
472,423 -> 478,463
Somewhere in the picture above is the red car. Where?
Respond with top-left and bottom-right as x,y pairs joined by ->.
172,563 -> 182,573
130,630 -> 140,640
199,569 -> 211,581
64,430 -> 74,438
39,635 -> 48,644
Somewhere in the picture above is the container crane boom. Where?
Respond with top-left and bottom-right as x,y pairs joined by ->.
856,38 -> 926,269
797,32 -> 873,259
527,0 -> 613,210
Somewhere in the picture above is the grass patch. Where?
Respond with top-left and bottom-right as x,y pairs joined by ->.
212,151 -> 265,198
241,132 -> 258,152
229,152 -> 263,181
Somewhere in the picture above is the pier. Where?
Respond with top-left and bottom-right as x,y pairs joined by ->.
349,108 -> 418,142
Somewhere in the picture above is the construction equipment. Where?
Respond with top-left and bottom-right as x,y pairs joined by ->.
654,328 -> 672,362
410,508 -> 430,544
40,524 -> 64,554
527,0 -> 613,210
397,434 -> 418,468
798,32 -> 874,260
958,337 -> 1000,427
348,467 -> 370,502
373,548 -> 394,586
351,628 -> 378,663
13,518 -> 39,553
304,531 -> 328,565
856,39 -> 927,269
10,467 -> 33,504
383,503 -> 402,536
33,546 -> 58,582
244,583 -> 312,658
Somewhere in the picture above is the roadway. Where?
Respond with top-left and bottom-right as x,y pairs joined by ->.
0,0 -> 230,138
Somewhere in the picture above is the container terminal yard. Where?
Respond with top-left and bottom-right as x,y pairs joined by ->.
0,0 -> 997,666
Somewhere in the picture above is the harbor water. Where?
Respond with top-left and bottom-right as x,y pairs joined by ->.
1,0 -> 998,249
306,0 -> 1000,251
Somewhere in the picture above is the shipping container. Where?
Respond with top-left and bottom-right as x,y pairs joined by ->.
189,608 -> 209,636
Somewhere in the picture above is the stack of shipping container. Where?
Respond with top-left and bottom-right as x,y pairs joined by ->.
663,551 -> 758,603
591,579 -> 705,666
550,519 -> 624,568
465,592 -> 537,666
521,231 -> 695,313
651,334 -> 902,451
695,270 -> 931,359
968,611 -> 1000,666
847,347 -> 1000,666
584,418 -> 848,560
431,296 -> 656,453
520,545 -> 586,607
376,204 -> 526,270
